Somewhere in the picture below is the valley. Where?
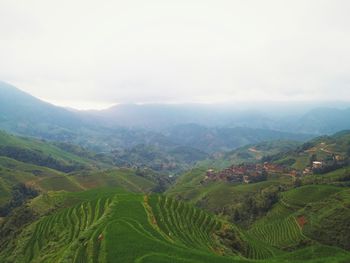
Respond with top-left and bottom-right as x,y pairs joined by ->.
0,83 -> 349,262
2,1 -> 350,261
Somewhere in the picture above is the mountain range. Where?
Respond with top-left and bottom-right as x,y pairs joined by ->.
1,81 -> 350,262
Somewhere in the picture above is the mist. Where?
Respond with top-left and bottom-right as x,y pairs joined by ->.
1,0 -> 350,109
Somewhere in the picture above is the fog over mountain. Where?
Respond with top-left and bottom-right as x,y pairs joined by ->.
1,0 -> 350,109
1,81 -> 350,151
1,2 -> 350,262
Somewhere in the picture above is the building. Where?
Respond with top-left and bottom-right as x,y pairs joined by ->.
312,161 -> 323,169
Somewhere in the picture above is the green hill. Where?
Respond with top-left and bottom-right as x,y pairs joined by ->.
0,189 -> 349,263
249,184 -> 350,250
0,130 -> 109,172
0,189 -> 241,263
199,140 -> 301,169
0,130 -> 162,210
167,131 -> 350,222
165,130 -> 350,259
263,130 -> 350,171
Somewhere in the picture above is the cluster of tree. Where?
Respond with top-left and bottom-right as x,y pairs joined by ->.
111,145 -> 192,173
53,142 -> 114,165
304,202 -> 350,251
0,146 -> 85,172
0,184 -> 38,217
249,170 -> 268,183
261,153 -> 291,164
0,206 -> 37,252
230,186 -> 281,227
134,167 -> 174,193
311,154 -> 349,174
215,226 -> 249,256
339,170 -> 350,182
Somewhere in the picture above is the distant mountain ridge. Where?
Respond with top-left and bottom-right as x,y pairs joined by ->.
1,80 -> 350,170
290,107 -> 350,134
0,82 -> 313,153
90,100 -> 350,135
0,81 -> 85,137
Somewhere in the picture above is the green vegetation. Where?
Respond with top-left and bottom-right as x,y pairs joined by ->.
111,144 -> 208,174
0,130 -> 164,212
200,140 -> 301,169
166,166 -> 350,261
0,94 -> 350,263
0,130 -> 111,172
0,189 -> 238,263
263,131 -> 350,172
167,167 -> 289,225
0,184 -> 38,216
1,189 -> 349,263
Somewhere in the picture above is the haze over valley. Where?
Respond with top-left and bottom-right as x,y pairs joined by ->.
1,1 -> 350,262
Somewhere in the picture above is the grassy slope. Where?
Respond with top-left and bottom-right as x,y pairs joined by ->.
72,169 -> 157,193
0,130 -> 159,206
1,189 -> 349,263
271,131 -> 350,170
199,140 -> 301,169
0,189 -> 241,263
0,157 -> 83,205
166,168 -> 291,212
248,184 -> 350,251
0,157 -> 157,206
167,165 -> 350,259
0,130 -> 95,168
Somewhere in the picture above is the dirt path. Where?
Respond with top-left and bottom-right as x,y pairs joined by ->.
248,147 -> 260,153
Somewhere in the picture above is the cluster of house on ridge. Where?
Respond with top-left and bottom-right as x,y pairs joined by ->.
204,163 -> 286,184
204,153 -> 348,184
304,153 -> 348,175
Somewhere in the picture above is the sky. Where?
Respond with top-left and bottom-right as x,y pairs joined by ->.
0,0 -> 350,109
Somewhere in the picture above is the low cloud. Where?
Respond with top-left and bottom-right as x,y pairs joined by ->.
1,0 -> 350,109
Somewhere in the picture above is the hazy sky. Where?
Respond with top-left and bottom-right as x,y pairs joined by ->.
1,0 -> 350,109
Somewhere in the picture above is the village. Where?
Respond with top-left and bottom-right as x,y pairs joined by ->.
203,162 -> 291,184
203,161 -> 319,185
204,152 -> 348,185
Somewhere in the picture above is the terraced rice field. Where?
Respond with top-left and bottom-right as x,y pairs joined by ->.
281,185 -> 342,208
5,191 -> 243,263
246,185 -> 344,252
3,189 -> 349,263
247,192 -> 308,252
148,195 -> 222,251
24,196 -> 114,262
248,215 -> 305,248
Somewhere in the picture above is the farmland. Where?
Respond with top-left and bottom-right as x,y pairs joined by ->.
1,188 -> 349,263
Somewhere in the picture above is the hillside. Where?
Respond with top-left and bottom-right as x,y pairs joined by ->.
248,185 -> 350,251
1,189 -> 349,263
111,144 -> 208,174
1,83 -> 350,262
164,124 -> 312,153
0,131 -> 349,262
289,108 -> 350,135
0,82 -> 315,172
0,82 -> 172,153
165,169 -> 350,259
89,102 -> 350,135
0,130 -> 162,209
0,130 -> 108,172
0,81 -> 87,141
0,189 -> 243,263
263,130 -> 350,172
166,131 -> 350,257
199,140 -> 301,169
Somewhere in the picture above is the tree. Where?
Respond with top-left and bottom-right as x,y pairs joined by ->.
309,154 -> 317,166
294,178 -> 302,188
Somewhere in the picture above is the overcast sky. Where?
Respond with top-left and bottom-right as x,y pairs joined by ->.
1,0 -> 349,109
